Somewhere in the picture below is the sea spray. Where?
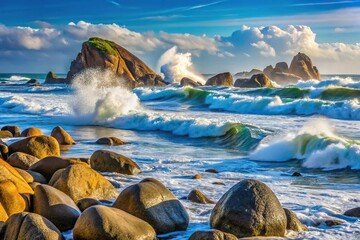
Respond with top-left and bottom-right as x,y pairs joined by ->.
158,46 -> 205,84
71,68 -> 141,122
249,119 -> 360,170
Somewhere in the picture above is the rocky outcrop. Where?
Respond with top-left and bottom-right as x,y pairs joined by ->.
0,212 -> 63,240
113,178 -> 189,234
49,164 -> 118,202
289,52 -> 320,80
89,150 -> 141,175
180,77 -> 201,87
45,71 -> 68,84
275,62 -> 289,73
8,136 -> 60,159
234,69 -> 262,79
235,73 -> 274,88
210,179 -> 287,238
205,72 -> 233,86
263,65 -> 274,78
66,37 -> 162,87
73,205 -> 156,240
138,74 -> 167,87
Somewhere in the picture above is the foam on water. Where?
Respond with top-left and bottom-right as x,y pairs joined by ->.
249,119 -> 360,170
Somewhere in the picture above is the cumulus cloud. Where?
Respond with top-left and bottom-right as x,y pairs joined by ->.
251,41 -> 276,57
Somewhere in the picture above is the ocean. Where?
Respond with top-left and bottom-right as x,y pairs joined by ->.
0,71 -> 360,239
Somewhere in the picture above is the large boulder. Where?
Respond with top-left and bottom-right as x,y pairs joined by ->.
33,184 -> 81,231
51,126 -> 76,145
1,126 -> 20,137
205,72 -> 233,86
113,178 -> 189,234
284,208 -> 307,232
44,71 -> 68,84
0,158 -> 33,194
0,212 -> 63,240
344,207 -> 360,217
90,150 -> 141,175
7,152 -> 40,170
0,130 -> 12,138
0,181 -> 27,222
66,37 -> 159,87
49,164 -> 118,202
73,205 -> 156,240
8,135 -> 60,159
210,179 -> 287,238
289,52 -> 320,80
0,142 -> 8,160
29,156 -> 86,181
20,127 -> 43,137
180,77 -> 201,87
235,73 -> 274,88
189,230 -> 238,240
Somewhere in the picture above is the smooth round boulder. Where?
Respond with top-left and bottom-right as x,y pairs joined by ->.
0,158 -> 33,194
20,128 -> 43,137
0,130 -> 12,138
34,184 -> 81,231
0,144 -> 8,160
205,72 -> 233,86
210,179 -> 287,238
344,207 -> 360,217
96,137 -> 126,146
77,198 -> 101,212
0,212 -> 62,240
0,181 -> 27,221
26,170 -> 47,184
14,168 -> 34,183
51,126 -> 76,145
189,230 -> 238,240
284,208 -> 307,232
8,135 -> 60,159
30,156 -> 87,181
7,152 -> 40,170
187,189 -> 215,204
49,164 -> 119,202
1,126 -> 20,137
73,205 -> 156,240
113,178 -> 189,234
90,150 -> 141,175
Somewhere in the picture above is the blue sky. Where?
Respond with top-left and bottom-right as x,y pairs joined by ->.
0,0 -> 359,73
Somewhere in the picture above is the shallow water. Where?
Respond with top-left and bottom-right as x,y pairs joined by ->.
1,72 -> 360,239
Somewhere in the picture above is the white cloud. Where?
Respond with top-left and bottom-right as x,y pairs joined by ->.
251,41 -> 276,57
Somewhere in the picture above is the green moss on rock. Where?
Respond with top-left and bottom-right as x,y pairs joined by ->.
85,37 -> 117,56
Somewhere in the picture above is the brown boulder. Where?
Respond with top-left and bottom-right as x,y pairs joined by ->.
96,137 -> 126,146
49,164 -> 118,202
235,73 -> 274,88
66,37 -> 157,87
0,159 -> 33,194
0,144 -> 9,160
113,178 -> 189,234
180,77 -> 201,87
289,52 -> 320,80
138,74 -> 166,86
34,184 -> 81,231
189,230 -> 238,240
187,189 -> 215,204
206,72 -> 233,86
20,127 -> 43,137
14,168 -> 34,183
77,198 -> 101,212
73,205 -> 156,240
1,126 -> 20,137
9,135 -> 60,159
0,212 -> 63,240
51,126 -> 76,145
284,208 -> 307,232
90,150 -> 141,175
0,181 -> 27,221
45,71 -> 68,84
0,130 -> 12,138
344,207 -> 360,217
7,152 -> 40,170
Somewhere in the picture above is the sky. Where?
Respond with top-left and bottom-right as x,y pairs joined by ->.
0,0 -> 359,74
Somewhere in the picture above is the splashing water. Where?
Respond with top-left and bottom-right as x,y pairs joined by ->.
158,46 -> 205,84
71,68 -> 141,122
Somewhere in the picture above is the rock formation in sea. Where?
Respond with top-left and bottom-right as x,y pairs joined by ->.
234,73 -> 274,88
66,37 -> 165,87
205,72 -> 233,86
234,69 -> 263,79
45,71 -> 68,84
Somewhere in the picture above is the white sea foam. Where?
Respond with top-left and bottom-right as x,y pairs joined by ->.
249,119 -> 360,170
5,75 -> 31,81
158,46 -> 206,84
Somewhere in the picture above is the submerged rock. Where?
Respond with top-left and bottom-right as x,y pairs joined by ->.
205,72 -> 233,86
187,189 -> 215,204
96,137 -> 126,146
210,179 -> 286,238
113,178 -> 189,234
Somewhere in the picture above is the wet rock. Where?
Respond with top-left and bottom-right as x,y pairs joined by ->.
0,158 -> 33,194
90,150 -> 141,175
51,126 -> 76,145
205,72 -> 233,86
180,77 -> 201,87
49,164 -> 118,202
292,172 -> 302,177
324,219 -> 344,226
0,130 -> 13,138
7,152 -> 40,170
235,73 -> 274,88
9,135 -> 60,159
26,79 -> 39,85
189,229 -> 238,240
33,184 -> 81,231
0,143 -> 9,160
96,137 -> 126,146
73,205 -> 156,240
192,174 -> 202,179
138,74 -> 166,86
113,178 -> 189,234
210,179 -> 287,238
45,71 -> 68,84
76,198 -> 101,212
1,126 -> 20,137
187,189 -> 215,204
20,127 -> 43,137
289,52 -> 320,80
205,169 -> 219,173
344,207 -> 360,217
212,182 -> 225,185
14,168 -> 34,183
0,181 -> 28,222
284,208 -> 307,232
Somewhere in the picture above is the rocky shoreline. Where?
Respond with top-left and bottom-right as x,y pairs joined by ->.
1,125 -> 359,239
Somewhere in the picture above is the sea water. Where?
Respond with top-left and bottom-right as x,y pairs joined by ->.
0,71 -> 360,239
